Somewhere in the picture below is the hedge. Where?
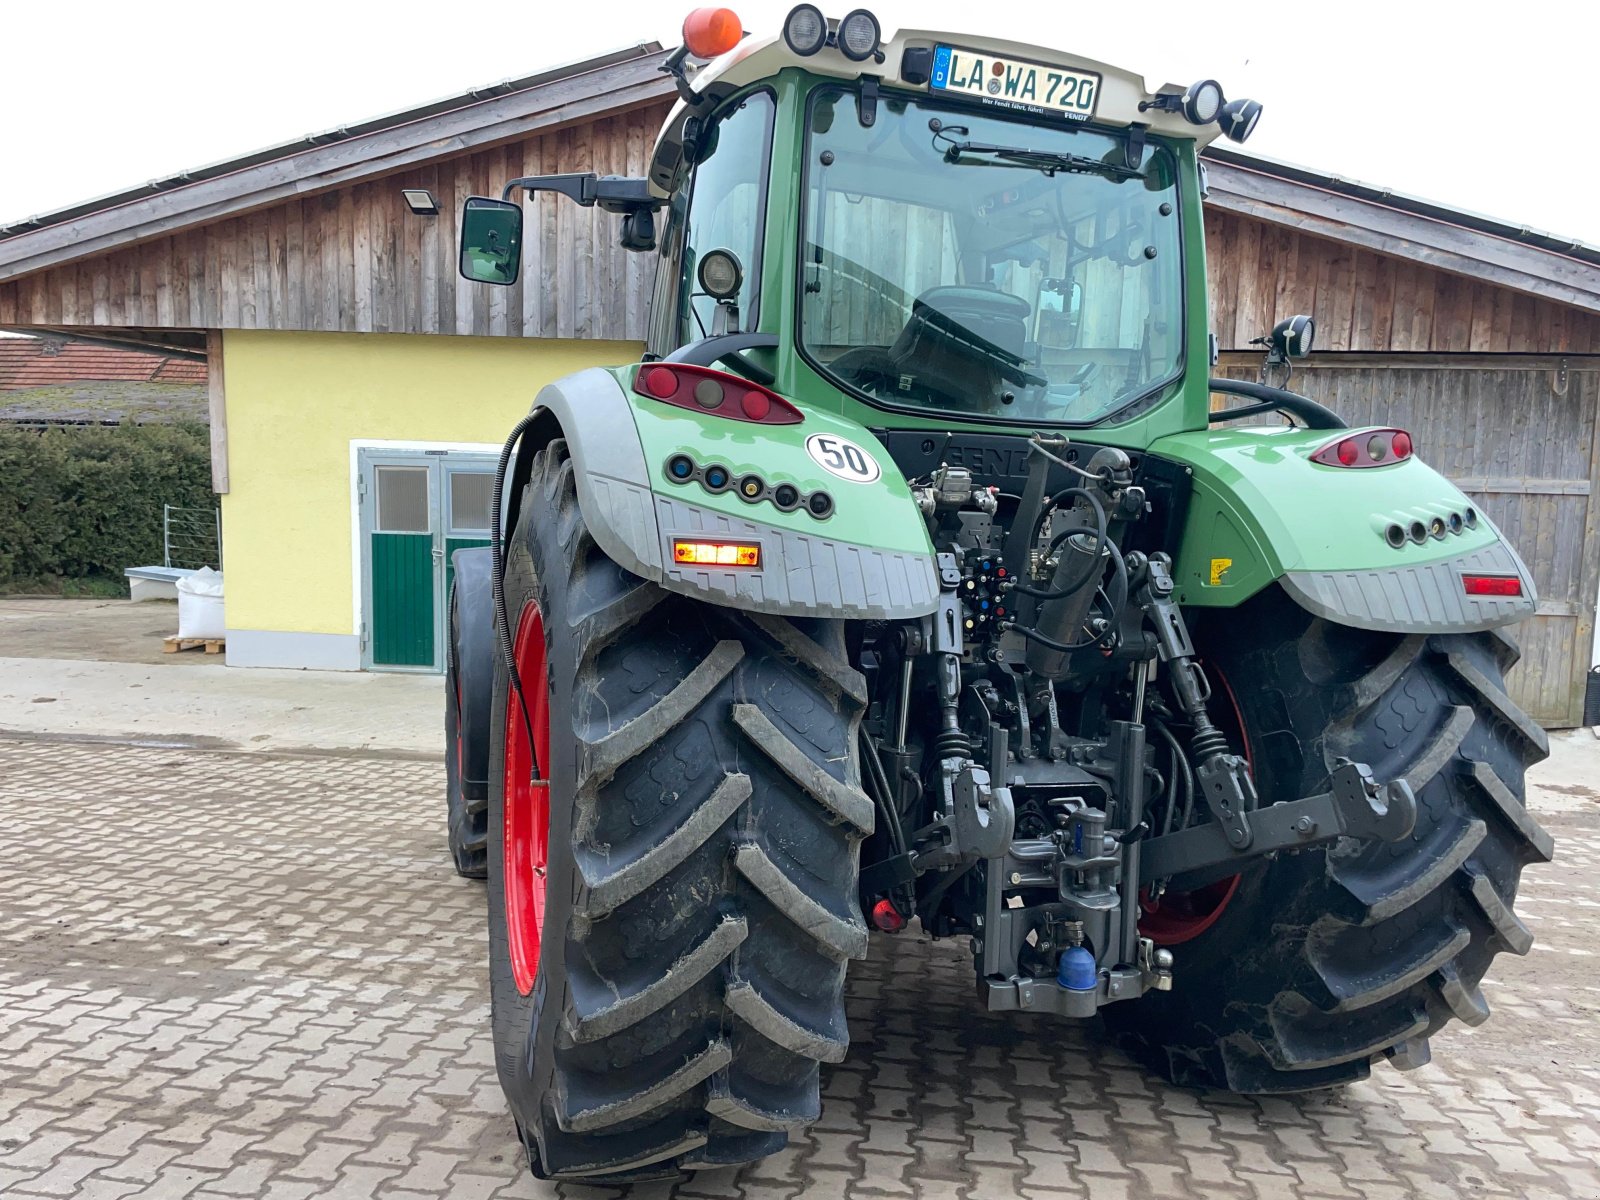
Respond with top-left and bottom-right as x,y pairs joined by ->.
0,422 -> 214,589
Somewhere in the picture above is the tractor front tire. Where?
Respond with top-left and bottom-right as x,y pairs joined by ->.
1106,587 -> 1553,1092
487,439 -> 873,1181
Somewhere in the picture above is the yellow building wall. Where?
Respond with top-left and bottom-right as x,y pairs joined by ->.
221,329 -> 639,642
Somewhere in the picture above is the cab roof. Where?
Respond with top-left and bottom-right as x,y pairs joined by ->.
649,25 -> 1220,194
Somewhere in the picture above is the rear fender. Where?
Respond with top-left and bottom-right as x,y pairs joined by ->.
1151,425 -> 1537,632
516,366 -> 939,620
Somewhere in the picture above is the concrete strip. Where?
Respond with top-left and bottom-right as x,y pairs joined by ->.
0,655 -> 442,758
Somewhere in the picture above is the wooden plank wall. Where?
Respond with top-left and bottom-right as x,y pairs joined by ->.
1218,353 -> 1600,727
0,102 -> 672,343
1205,209 -> 1600,354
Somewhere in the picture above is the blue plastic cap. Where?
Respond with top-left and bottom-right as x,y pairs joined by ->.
1057,945 -> 1098,992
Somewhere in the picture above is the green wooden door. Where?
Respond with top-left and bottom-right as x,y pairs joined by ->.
362,452 -> 498,673
369,463 -> 438,668
443,463 -> 495,603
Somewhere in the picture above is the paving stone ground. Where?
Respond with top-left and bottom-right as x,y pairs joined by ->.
2,737 -> 1597,1200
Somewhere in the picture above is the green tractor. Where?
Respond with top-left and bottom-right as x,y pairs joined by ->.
442,6 -> 1553,1181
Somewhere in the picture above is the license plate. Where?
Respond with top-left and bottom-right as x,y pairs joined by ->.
930,45 -> 1100,122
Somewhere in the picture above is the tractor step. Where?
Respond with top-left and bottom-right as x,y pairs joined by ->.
163,635 -> 225,655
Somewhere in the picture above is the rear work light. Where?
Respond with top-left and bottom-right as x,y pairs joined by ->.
1462,574 -> 1522,597
673,539 -> 762,568
633,363 -> 803,424
1310,428 -> 1414,468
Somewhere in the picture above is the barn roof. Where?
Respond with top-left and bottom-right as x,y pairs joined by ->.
0,43 -> 1596,316
0,43 -> 667,285
1201,147 -> 1600,315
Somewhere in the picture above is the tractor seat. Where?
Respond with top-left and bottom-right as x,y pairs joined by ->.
908,286 -> 1032,359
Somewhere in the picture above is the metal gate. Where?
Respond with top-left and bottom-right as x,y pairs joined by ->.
357,448 -> 495,672
1219,354 -> 1600,727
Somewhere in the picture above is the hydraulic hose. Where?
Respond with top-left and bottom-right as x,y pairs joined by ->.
1010,487 -> 1108,600
491,413 -> 542,765
1151,718 -> 1195,835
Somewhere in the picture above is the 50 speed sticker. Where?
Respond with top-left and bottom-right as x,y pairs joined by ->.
805,433 -> 881,484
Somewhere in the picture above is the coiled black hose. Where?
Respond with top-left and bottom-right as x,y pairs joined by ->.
1007,487 -> 1108,600
1006,537 -> 1128,653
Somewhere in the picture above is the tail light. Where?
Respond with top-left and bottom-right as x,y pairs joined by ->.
870,897 -> 906,933
1311,428 -> 1414,468
1462,574 -> 1522,597
633,363 -> 802,425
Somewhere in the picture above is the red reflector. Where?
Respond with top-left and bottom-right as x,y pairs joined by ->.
631,363 -> 802,424
870,898 -> 906,933
1336,438 -> 1360,466
642,366 -> 678,399
1391,430 -> 1412,458
740,389 -> 771,421
1462,574 -> 1522,597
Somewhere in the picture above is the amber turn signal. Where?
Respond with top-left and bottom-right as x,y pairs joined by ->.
682,7 -> 743,58
673,539 -> 762,568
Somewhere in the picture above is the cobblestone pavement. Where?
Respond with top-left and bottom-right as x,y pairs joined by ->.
2,738 -> 1597,1200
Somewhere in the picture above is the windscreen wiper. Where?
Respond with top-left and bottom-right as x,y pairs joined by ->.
931,124 -> 1142,181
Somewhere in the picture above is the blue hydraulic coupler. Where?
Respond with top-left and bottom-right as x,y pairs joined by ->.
1057,945 -> 1098,992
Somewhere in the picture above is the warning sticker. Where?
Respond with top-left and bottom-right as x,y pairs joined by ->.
1209,557 -> 1233,586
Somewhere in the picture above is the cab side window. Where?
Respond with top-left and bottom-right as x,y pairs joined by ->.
679,91 -> 776,343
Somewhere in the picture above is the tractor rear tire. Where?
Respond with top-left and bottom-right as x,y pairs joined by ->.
487,439 -> 872,1181
1106,586 -> 1553,1093
445,587 -> 489,879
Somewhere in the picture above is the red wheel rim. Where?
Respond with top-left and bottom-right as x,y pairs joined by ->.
504,600 -> 551,995
1139,661 -> 1249,946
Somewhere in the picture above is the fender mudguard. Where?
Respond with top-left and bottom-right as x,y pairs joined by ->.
513,366 -> 940,620
449,547 -> 496,796
1152,425 -> 1537,633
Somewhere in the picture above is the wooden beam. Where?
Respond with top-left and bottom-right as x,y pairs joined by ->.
1452,477 -> 1593,497
206,329 -> 229,495
1205,162 -> 1600,315
0,59 -> 676,284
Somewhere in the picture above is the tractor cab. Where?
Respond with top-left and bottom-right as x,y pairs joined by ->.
463,7 -> 1264,441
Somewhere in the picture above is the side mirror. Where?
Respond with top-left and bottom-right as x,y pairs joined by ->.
459,197 -> 523,285
1270,314 -> 1315,361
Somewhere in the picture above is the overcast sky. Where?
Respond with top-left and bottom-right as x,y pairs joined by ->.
2,0 -> 1596,245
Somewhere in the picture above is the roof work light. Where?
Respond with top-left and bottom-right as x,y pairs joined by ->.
836,9 -> 881,61
783,3 -> 827,54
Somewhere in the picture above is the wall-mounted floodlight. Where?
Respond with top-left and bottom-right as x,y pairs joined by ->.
402,189 -> 440,216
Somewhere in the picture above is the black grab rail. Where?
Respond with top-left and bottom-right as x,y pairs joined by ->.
1208,378 -> 1346,430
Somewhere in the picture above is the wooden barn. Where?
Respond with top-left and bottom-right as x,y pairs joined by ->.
1,42 -> 1596,724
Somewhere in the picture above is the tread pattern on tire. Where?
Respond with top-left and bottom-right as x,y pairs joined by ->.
1105,590 -> 1552,1095
488,440 -> 871,1180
